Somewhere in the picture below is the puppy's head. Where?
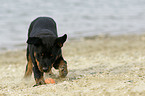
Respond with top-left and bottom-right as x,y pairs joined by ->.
27,34 -> 67,72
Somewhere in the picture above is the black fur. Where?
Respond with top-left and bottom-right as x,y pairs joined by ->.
24,17 -> 68,86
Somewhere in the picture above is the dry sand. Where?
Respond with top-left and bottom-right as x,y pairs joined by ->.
0,34 -> 145,96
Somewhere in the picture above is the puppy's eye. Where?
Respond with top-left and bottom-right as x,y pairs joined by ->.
50,54 -> 53,57
41,53 -> 44,56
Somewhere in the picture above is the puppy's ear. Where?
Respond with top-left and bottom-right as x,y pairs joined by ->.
27,37 -> 42,46
55,34 -> 67,48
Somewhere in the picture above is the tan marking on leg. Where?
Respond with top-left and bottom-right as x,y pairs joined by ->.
35,58 -> 42,72
34,52 -> 42,72
24,54 -> 33,78
59,60 -> 68,78
34,52 -> 36,57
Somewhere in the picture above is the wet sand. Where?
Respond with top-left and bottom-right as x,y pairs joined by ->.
0,34 -> 145,96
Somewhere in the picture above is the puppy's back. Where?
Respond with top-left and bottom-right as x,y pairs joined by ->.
28,17 -> 57,37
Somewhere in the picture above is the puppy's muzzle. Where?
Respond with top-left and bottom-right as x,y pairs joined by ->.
42,67 -> 49,72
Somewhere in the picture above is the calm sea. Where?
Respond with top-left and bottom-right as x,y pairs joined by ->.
0,0 -> 145,51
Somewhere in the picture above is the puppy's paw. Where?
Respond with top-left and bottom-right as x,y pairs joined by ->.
59,61 -> 68,78
33,78 -> 46,87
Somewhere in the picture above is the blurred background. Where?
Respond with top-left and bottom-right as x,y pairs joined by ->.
0,0 -> 145,51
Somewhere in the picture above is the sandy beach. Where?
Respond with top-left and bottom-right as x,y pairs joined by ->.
0,34 -> 145,96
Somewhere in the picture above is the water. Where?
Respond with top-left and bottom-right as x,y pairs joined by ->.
0,0 -> 145,51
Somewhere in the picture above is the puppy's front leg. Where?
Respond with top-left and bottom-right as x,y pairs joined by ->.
33,66 -> 45,87
53,56 -> 68,78
58,60 -> 68,78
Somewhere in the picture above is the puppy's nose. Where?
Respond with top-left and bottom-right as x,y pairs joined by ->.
42,67 -> 48,72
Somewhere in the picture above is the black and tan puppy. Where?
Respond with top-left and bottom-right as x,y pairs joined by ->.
24,17 -> 68,86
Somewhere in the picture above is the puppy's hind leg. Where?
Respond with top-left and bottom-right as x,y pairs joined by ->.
24,47 -> 33,79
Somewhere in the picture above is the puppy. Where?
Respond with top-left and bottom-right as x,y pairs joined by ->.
24,17 -> 68,86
